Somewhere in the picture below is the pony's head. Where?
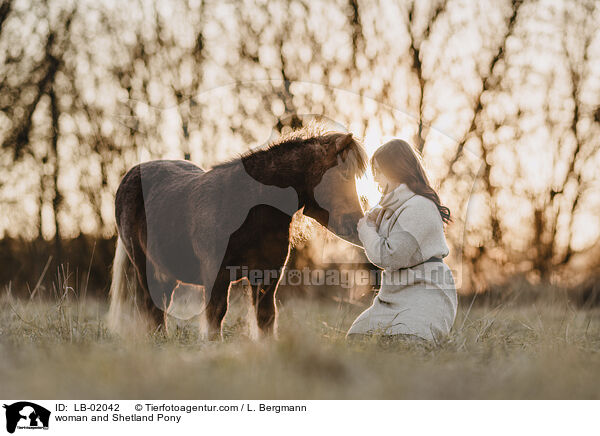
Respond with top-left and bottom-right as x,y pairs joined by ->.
302,131 -> 367,246
243,123 -> 367,245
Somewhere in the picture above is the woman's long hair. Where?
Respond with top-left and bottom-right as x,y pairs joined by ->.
372,139 -> 451,224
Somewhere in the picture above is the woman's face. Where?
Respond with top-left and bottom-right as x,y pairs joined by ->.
372,159 -> 393,193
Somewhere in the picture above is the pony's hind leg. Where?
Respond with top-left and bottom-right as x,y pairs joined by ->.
126,240 -> 176,333
145,267 -> 178,333
117,240 -> 160,332
205,268 -> 232,340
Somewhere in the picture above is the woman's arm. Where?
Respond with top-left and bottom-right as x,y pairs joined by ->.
357,200 -> 440,270
358,218 -> 424,270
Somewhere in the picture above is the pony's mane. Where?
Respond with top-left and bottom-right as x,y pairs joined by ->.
334,132 -> 368,179
212,121 -> 367,178
267,120 -> 330,147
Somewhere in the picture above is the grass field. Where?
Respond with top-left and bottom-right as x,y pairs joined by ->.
1,286 -> 600,399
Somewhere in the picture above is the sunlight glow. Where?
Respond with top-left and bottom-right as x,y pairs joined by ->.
356,125 -> 383,209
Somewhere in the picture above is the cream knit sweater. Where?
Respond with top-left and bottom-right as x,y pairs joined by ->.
347,183 -> 457,341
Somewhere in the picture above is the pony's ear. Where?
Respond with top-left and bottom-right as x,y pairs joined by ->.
335,133 -> 354,154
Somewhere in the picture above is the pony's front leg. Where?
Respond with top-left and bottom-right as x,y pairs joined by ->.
251,278 -> 280,337
205,269 -> 232,340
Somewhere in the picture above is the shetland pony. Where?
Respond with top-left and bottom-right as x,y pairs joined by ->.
107,128 -> 367,338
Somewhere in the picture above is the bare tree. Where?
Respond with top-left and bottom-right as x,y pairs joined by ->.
405,0 -> 449,153
1,4 -> 74,250
528,0 -> 600,279
443,0 -> 526,276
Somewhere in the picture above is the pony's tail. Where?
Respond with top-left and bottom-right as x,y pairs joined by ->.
107,237 -> 131,333
106,237 -> 149,335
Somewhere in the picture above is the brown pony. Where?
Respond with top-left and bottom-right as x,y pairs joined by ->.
107,128 -> 367,339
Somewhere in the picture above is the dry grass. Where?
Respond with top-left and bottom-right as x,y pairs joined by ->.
1,285 -> 600,399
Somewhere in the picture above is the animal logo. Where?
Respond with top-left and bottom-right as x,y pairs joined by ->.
3,402 -> 50,434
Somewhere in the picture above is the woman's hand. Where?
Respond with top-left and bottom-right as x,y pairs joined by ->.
357,216 -> 368,229
366,207 -> 383,225
358,211 -> 378,230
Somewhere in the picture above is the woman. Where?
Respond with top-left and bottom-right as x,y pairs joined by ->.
347,139 -> 457,342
